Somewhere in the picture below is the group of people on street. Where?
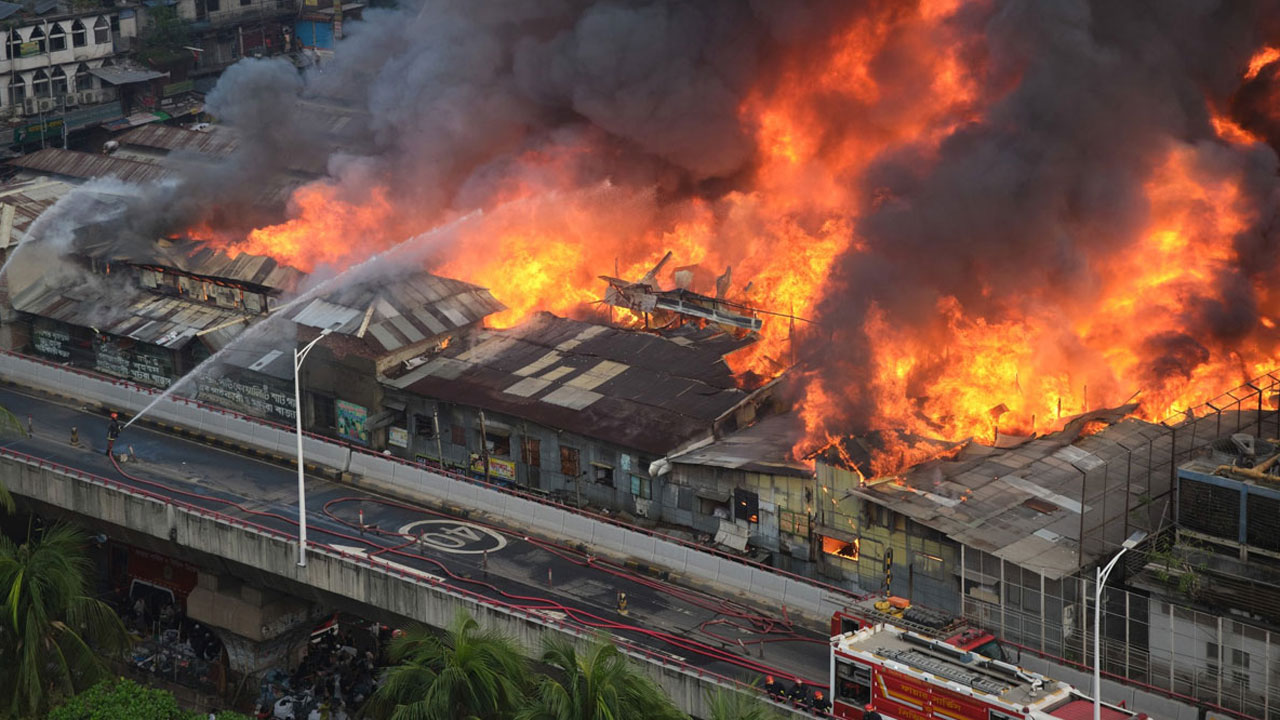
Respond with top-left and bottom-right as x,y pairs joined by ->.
764,675 -> 834,716
255,620 -> 386,719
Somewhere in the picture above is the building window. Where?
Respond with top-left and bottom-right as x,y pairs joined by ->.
413,413 -> 435,438
778,509 -> 808,536
71,19 -> 86,47
51,66 -> 67,96
308,392 -> 335,430
734,487 -> 759,524
821,536 -> 860,561
482,430 -> 510,457
9,75 -> 24,107
629,474 -> 650,499
699,496 -> 729,519
207,0 -> 220,11
49,23 -> 65,52
74,63 -> 91,92
93,17 -> 109,44
450,424 -> 465,447
914,551 -> 945,579
560,446 -> 580,479
31,69 -> 49,98
520,437 -> 540,467
29,25 -> 45,53
6,29 -> 19,59
592,463 -> 614,486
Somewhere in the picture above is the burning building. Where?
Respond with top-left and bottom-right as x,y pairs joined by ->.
9,230 -> 301,387
6,0 -> 1280,712
380,311 -> 767,515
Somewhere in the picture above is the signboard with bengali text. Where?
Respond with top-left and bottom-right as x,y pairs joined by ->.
335,399 -> 368,444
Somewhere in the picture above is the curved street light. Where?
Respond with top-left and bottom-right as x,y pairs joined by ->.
1094,530 -> 1148,720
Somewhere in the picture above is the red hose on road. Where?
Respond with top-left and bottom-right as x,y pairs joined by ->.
104,455 -> 828,688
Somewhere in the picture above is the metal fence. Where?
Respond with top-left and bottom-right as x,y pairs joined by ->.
814,371 -> 1280,718
961,373 -> 1280,720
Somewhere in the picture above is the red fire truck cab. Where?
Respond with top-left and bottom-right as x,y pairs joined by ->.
830,623 -> 1147,720
832,596 -> 1006,661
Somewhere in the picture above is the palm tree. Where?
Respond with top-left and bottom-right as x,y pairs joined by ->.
0,401 -> 23,515
0,523 -> 129,718
370,610 -> 528,720
704,683 -> 782,720
516,636 -> 687,720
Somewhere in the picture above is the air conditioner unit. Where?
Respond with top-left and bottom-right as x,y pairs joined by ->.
78,90 -> 98,104
37,98 -> 56,112
62,93 -> 77,107
22,97 -> 37,115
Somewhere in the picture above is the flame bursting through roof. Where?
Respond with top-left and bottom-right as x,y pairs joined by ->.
190,3 -> 1280,469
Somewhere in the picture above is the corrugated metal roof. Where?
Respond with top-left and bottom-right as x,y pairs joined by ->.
117,124 -> 239,156
670,413 -> 811,477
9,149 -> 306,207
72,236 -> 305,292
824,408 -> 1183,580
90,66 -> 168,85
11,273 -> 252,349
387,312 -> 749,455
0,178 -> 74,250
9,148 -> 174,184
291,271 -> 504,354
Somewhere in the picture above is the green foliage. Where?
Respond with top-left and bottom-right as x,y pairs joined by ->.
1145,537 -> 1208,599
137,6 -> 192,68
46,678 -> 186,720
369,610 -> 529,720
0,524 -> 130,718
516,636 -> 686,720
704,683 -> 780,720
46,678 -> 255,720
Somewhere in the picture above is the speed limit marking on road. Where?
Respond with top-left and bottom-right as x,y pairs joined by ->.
399,519 -> 508,555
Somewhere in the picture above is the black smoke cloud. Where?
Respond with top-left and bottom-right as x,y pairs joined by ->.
20,0 -> 876,268
183,0 -> 865,232
809,0 -> 1280,433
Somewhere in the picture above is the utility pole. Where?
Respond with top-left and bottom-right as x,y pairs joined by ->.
432,404 -> 443,470
478,409 -> 491,483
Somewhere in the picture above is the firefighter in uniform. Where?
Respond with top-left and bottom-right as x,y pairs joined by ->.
787,679 -> 807,707
864,703 -> 882,720
810,690 -> 831,716
764,675 -> 785,700
105,413 -> 121,458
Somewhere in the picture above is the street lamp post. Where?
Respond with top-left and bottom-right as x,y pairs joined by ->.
1093,530 -> 1147,720
295,328 -> 333,568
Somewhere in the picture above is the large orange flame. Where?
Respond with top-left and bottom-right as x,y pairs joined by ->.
206,10 -> 1280,473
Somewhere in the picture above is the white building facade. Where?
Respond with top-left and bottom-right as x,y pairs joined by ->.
0,7 -> 136,118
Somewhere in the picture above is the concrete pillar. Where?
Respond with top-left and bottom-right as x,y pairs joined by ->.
186,571 -> 318,677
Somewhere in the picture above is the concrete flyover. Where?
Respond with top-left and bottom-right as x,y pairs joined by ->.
0,348 -> 861,624
0,449 -> 813,719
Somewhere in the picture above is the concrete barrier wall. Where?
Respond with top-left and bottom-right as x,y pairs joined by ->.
0,351 -> 859,620
1,451 -> 811,719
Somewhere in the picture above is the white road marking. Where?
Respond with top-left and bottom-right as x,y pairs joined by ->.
398,519 -> 508,555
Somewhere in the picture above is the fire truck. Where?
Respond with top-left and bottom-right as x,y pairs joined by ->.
830,623 -> 1147,720
831,596 -> 1006,661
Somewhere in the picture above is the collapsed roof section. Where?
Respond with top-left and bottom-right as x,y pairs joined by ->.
80,236 -> 305,295
817,406 -> 1165,580
384,311 -> 751,456
289,271 -> 505,365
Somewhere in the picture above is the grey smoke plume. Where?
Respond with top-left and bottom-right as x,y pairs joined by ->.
147,0 -> 865,236
810,0 -> 1280,432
